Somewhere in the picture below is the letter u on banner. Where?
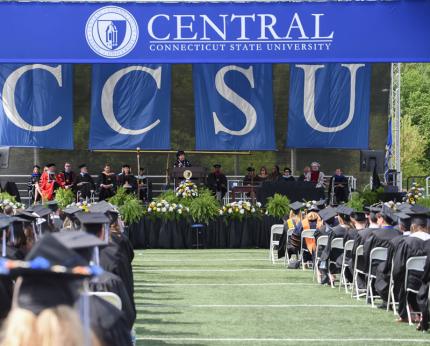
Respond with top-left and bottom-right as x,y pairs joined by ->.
193,64 -> 275,150
89,64 -> 171,150
286,63 -> 371,149
0,64 -> 73,149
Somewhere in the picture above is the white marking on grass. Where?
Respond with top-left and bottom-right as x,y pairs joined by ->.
136,303 -> 367,308
134,268 -> 286,272
134,282 -> 315,287
136,337 -> 430,343
136,258 -> 269,262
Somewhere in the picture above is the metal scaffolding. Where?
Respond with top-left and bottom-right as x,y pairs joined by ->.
389,63 -> 402,189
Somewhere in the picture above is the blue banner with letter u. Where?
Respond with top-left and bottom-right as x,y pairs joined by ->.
0,64 -> 73,149
89,64 -> 171,150
194,64 -> 275,150
286,63 -> 371,149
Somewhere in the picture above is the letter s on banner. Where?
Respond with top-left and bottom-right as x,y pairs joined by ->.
213,65 -> 257,136
194,63 -> 275,150
286,63 -> 371,149
0,64 -> 73,149
89,64 -> 171,150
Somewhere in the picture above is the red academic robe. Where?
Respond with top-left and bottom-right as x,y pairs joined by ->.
40,171 -> 65,201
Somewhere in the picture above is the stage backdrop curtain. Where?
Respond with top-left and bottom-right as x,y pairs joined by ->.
0,64 -> 73,149
193,64 -> 276,150
287,63 -> 371,149
89,64 -> 171,149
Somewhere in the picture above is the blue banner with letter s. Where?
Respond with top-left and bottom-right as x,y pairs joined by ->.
0,64 -> 73,149
286,63 -> 371,149
194,64 -> 275,150
89,64 -> 171,149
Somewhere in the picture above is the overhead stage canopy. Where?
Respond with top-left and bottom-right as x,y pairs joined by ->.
1,0 -> 430,63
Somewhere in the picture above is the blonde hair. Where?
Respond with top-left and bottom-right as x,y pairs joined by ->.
288,210 -> 302,224
305,212 -> 323,228
0,306 -> 91,346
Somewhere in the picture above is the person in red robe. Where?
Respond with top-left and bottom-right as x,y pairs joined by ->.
39,163 -> 65,201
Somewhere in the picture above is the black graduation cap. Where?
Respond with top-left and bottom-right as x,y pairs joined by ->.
45,200 -> 59,212
381,205 -> 396,222
26,205 -> 51,218
369,205 -> 383,213
63,205 -> 81,216
53,231 -> 106,250
394,211 -> 411,221
46,163 -> 56,168
351,211 -> 367,222
246,167 -> 255,172
15,210 -> 38,221
319,206 -> 337,221
289,201 -> 305,211
0,215 -> 13,229
213,164 -> 221,168
75,212 -> 110,238
405,205 -> 430,226
336,205 -> 354,216
315,200 -> 326,210
79,163 -> 87,169
88,201 -> 118,215
396,203 -> 413,212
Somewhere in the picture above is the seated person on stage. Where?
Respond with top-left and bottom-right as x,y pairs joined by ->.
305,162 -> 325,188
97,163 -> 116,201
74,163 -> 96,201
288,204 -> 323,262
39,163 -> 65,201
137,167 -> 151,202
60,162 -> 76,191
117,164 -> 137,193
282,167 -> 295,182
392,207 -> 430,324
243,167 -> 259,185
207,164 -> 227,201
174,150 -> 191,168
257,166 -> 268,182
268,165 -> 282,182
329,168 -> 349,203
298,166 -> 310,182
27,165 -> 42,203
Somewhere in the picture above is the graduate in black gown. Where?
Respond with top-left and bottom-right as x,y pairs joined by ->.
53,230 -> 136,333
207,164 -> 228,200
97,163 -> 116,201
117,164 -> 137,194
391,209 -> 430,322
417,238 -> 430,331
363,205 -> 402,307
74,163 -> 96,201
0,216 -> 15,321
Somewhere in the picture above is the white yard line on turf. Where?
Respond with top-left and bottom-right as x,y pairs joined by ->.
136,337 -> 430,343
136,258 -> 269,262
134,268 -> 287,272
136,304 -> 368,308
134,282 -> 315,286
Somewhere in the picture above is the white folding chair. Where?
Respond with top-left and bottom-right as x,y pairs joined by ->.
283,228 -> 295,266
300,229 -> 316,270
387,259 -> 399,315
269,224 -> 284,264
89,291 -> 122,310
328,238 -> 344,288
405,256 -> 427,325
366,247 -> 388,308
351,245 -> 366,300
339,240 -> 355,293
313,235 -> 328,282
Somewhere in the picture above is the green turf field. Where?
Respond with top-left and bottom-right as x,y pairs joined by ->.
133,249 -> 430,345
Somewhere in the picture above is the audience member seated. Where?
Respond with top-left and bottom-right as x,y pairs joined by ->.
40,163 -> 65,201
329,168 -> 349,204
74,164 -> 96,201
207,164 -> 227,201
117,164 -> 137,194
98,163 -> 116,201
282,167 -> 295,182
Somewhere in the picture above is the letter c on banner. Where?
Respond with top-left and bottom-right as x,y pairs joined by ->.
297,63 -> 365,133
213,65 -> 257,136
2,64 -> 63,132
101,66 -> 161,135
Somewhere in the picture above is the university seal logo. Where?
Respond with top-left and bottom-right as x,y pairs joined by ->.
85,6 -> 139,58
